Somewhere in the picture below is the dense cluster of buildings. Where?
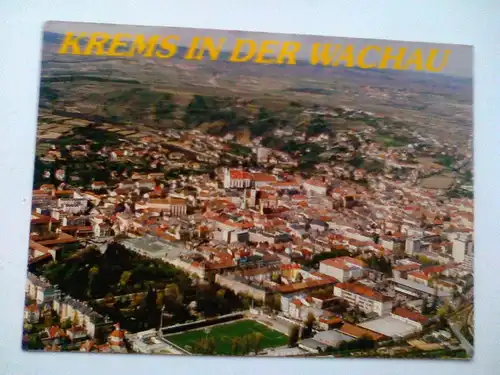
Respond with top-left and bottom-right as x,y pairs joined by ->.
24,121 -> 473,355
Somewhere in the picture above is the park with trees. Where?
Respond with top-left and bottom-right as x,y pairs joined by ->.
32,243 -> 246,333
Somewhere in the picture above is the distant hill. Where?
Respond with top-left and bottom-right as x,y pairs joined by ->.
41,31 -> 471,84
40,31 -> 472,104
43,31 -> 64,45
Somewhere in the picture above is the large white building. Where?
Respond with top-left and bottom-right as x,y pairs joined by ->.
223,169 -> 252,189
257,147 -> 271,163
405,237 -> 422,256
303,179 -> 328,196
53,295 -> 113,338
452,234 -> 473,263
334,282 -> 393,316
146,197 -> 187,217
251,173 -> 277,188
319,256 -> 366,282
56,198 -> 88,214
358,307 -> 429,339
25,272 -> 61,305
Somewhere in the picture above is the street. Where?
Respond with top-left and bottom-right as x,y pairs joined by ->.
253,313 -> 296,336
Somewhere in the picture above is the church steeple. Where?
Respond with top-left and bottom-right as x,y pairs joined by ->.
241,188 -> 248,210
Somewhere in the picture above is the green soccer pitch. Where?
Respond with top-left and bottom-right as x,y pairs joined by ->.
166,319 -> 288,355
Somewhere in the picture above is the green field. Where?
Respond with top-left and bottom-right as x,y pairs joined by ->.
376,135 -> 407,147
166,319 -> 288,355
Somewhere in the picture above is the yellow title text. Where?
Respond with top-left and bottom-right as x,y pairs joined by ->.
57,32 -> 452,73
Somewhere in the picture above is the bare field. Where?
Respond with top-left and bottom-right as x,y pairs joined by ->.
420,175 -> 455,189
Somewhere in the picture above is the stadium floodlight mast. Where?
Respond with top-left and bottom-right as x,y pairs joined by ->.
157,305 -> 166,338
204,327 -> 211,341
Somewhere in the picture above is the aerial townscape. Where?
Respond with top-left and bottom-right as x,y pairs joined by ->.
22,28 -> 473,360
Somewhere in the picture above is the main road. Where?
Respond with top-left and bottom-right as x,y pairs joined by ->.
252,313 -> 296,336
467,309 -> 474,338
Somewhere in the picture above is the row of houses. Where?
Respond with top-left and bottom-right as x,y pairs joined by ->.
25,273 -> 113,339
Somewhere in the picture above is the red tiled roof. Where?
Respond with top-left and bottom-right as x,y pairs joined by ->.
47,326 -> 64,338
31,214 -> 59,225
280,263 -> 301,270
339,323 -> 386,341
110,329 -> 125,339
304,179 -> 327,188
319,317 -> 342,325
408,271 -> 430,281
251,173 -> 277,182
392,307 -> 429,324
421,265 -> 448,275
393,263 -> 421,272
335,282 -> 390,302
276,275 -> 337,294
230,170 -> 251,180
320,256 -> 367,270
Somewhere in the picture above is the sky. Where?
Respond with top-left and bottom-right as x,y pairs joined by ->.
44,21 -> 473,78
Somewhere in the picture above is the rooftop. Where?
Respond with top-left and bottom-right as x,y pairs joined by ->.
121,235 -> 186,259
338,322 -> 386,341
391,277 -> 450,297
335,282 -> 390,302
359,316 -> 420,338
320,256 -> 367,270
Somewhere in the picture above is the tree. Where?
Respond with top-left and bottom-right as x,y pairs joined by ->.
27,335 -> 45,350
241,335 -> 251,355
271,273 -> 281,283
103,293 -> 115,305
355,335 -> 375,350
87,265 -> 99,297
306,115 -> 330,138
368,256 -> 392,275
437,303 -> 452,318
266,294 -> 282,312
216,289 -> 226,299
43,314 -> 53,327
164,283 -> 182,303
418,255 -> 438,266
131,294 -> 144,307
207,337 -> 216,355
344,312 -> 358,324
145,286 -> 158,328
156,291 -> 165,308
194,338 -> 205,354
153,94 -> 176,123
253,332 -> 263,354
421,296 -> 430,315
250,107 -> 277,137
73,311 -> 80,326
452,285 -> 461,300
119,271 -> 132,289
295,273 -> 304,283
302,312 -> 315,339
305,250 -> 350,268
184,95 -> 213,126
338,340 -> 349,351
288,324 -> 300,347
230,337 -> 240,355
241,296 -> 251,309
61,317 -> 72,329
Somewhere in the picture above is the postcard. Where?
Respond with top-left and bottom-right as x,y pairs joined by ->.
23,21 -> 473,360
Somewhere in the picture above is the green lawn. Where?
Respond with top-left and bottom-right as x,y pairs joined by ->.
376,135 -> 406,147
166,319 -> 288,355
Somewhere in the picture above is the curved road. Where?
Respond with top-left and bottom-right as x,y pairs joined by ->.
467,309 -> 474,338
